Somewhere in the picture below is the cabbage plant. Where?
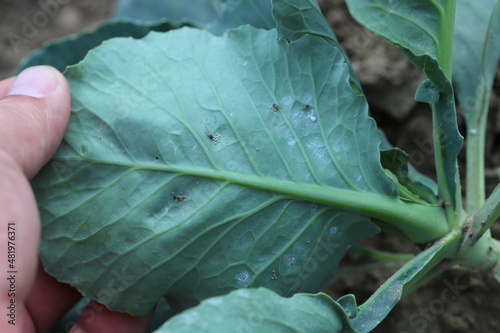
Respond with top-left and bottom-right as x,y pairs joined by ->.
17,0 -> 500,332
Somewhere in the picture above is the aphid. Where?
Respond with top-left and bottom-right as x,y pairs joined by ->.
302,104 -> 310,110
205,127 -> 220,144
271,103 -> 280,112
172,192 -> 185,201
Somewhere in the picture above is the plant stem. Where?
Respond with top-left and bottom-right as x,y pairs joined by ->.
331,262 -> 406,285
460,184 -> 500,252
146,164 -> 450,243
430,99 -> 463,227
457,230 -> 498,270
491,239 -> 500,283
348,244 -> 414,262
464,82 -> 490,212
476,183 -> 500,232
465,118 -> 487,212
438,0 -> 457,80
241,175 -> 450,243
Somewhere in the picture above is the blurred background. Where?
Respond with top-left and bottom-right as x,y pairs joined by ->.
0,0 -> 116,79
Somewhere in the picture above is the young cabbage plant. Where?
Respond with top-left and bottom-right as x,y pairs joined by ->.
16,0 -> 500,331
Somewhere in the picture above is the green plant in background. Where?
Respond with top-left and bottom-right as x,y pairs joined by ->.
16,0 -> 499,332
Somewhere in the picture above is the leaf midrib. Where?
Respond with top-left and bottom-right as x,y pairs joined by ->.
47,156 -> 447,242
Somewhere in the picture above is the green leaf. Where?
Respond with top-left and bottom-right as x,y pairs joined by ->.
453,0 -> 500,121
14,19 -> 189,75
379,133 -> 438,196
379,131 -> 438,205
33,10 -> 447,316
113,0 -> 274,34
272,0 -> 336,42
347,241 -> 446,333
273,0 -> 362,90
113,0 -> 218,24
34,25 -> 381,315
147,298 -> 175,332
206,0 -> 274,34
381,149 -> 438,204
452,0 -> 500,211
345,0 -> 463,214
337,294 -> 358,320
344,0 -> 454,89
176,242 -> 448,333
153,288 -> 350,332
418,84 -> 463,214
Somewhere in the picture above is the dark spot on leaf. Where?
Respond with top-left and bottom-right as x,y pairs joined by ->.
205,127 -> 220,144
172,192 -> 185,201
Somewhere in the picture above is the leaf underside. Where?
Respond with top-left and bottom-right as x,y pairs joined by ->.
153,288 -> 348,333
154,234 -> 446,333
32,25 -> 401,315
113,0 -> 274,35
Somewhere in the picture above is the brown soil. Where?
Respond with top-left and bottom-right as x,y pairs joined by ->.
0,0 -> 115,79
1,1 -> 499,333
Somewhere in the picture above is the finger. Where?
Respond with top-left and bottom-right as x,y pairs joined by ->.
0,77 -> 16,98
69,301 -> 153,333
0,66 -> 71,333
24,262 -> 81,333
0,161 -> 40,333
0,65 -> 71,179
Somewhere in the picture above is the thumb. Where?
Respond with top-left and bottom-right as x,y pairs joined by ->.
0,66 -> 71,179
0,68 -> 70,332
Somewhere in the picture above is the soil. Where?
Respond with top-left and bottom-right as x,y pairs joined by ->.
1,1 -> 499,333
0,0 -> 115,79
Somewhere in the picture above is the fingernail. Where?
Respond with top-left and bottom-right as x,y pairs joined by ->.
7,66 -> 58,98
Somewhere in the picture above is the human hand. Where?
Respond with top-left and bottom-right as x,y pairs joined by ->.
0,66 -> 151,333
